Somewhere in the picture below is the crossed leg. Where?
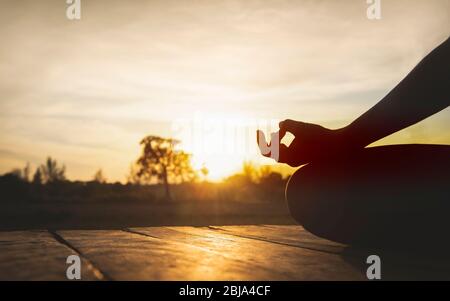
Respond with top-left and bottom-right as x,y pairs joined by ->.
286,144 -> 450,249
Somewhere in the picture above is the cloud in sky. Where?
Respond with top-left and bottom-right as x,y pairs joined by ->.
0,0 -> 449,181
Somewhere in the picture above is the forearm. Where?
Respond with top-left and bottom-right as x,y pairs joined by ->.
341,37 -> 450,148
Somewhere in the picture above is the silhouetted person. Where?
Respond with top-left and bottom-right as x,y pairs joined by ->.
258,37 -> 450,250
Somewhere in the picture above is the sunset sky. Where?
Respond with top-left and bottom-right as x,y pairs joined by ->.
1,0 -> 449,181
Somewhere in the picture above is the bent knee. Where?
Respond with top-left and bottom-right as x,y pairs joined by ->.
286,163 -> 367,244
285,164 -> 321,228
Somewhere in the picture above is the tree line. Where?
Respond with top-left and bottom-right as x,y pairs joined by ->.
1,135 -> 287,202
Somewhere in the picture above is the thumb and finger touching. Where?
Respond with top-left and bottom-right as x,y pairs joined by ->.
257,119 -> 304,163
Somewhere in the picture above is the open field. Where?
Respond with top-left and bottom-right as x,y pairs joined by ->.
0,200 -> 294,230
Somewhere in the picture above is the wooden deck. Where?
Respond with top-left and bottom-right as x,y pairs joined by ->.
0,225 -> 448,280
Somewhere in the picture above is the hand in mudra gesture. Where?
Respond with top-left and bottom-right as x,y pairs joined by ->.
257,119 -> 344,167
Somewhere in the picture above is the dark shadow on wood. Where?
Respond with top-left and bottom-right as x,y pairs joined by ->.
340,245 -> 450,280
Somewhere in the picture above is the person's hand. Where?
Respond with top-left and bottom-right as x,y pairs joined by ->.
257,119 -> 344,167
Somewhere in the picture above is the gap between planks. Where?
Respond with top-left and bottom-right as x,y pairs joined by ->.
48,230 -> 112,281
125,226 -> 340,256
206,225 -> 341,255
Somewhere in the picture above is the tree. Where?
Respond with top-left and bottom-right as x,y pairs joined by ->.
32,168 -> 43,184
200,164 -> 209,181
40,157 -> 66,183
7,163 -> 31,182
135,136 -> 196,200
93,169 -> 107,183
127,164 -> 143,185
242,161 -> 258,183
8,168 -> 22,179
22,162 -> 31,182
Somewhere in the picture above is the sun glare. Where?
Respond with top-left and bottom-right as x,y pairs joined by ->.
192,154 -> 245,181
174,112 -> 278,181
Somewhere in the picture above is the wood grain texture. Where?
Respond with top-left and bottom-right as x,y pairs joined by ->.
57,229 -> 287,280
3,226 -> 445,280
0,231 -> 102,280
128,226 -> 363,280
210,224 -> 345,253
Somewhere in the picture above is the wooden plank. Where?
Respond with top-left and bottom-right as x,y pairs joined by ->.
57,229 -> 286,280
209,225 -> 345,254
1,226 -> 447,280
262,226 -> 450,280
0,231 -> 102,280
128,226 -> 364,280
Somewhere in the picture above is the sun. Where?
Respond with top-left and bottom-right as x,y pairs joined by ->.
191,154 -> 245,181
173,111 -> 277,181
